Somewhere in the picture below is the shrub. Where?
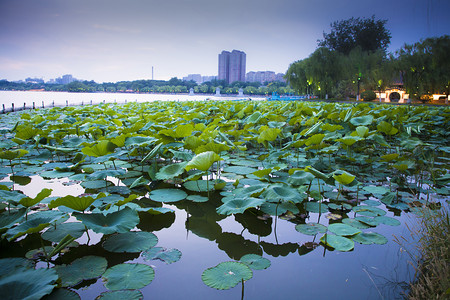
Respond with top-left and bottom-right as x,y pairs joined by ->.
361,90 -> 376,101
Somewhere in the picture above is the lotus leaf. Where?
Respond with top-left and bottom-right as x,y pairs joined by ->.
0,149 -> 29,160
40,170 -> 75,179
239,254 -> 271,270
352,232 -> 388,245
183,180 -> 215,192
0,257 -> 34,277
341,218 -> 371,229
377,121 -> 398,135
355,216 -> 379,227
328,223 -> 361,236
0,268 -> 58,300
217,197 -> 265,215
320,234 -> 354,251
149,188 -> 187,203
246,111 -> 262,124
355,126 -> 369,138
352,205 -> 386,217
202,261 -> 253,290
288,170 -> 314,186
260,201 -> 299,216
350,115 -> 373,126
305,202 -> 328,213
363,185 -> 390,196
103,231 -> 158,252
82,140 -> 117,157
42,222 -> 86,242
305,134 -> 325,146
0,208 -> 26,230
374,216 -> 401,226
155,162 -> 188,180
185,151 -> 222,171
89,169 -> 126,180
49,195 -> 96,212
73,207 -> 140,234
222,165 -> 258,175
295,223 -> 327,236
141,142 -> 163,162
129,176 -> 150,188
96,290 -> 143,300
257,127 -> 281,143
186,195 -> 209,202
54,256 -> 107,287
4,217 -> 54,241
124,136 -> 158,147
263,184 -> 305,204
19,188 -> 52,208
102,263 -> 155,291
332,170 -> 355,186
142,246 -> 182,264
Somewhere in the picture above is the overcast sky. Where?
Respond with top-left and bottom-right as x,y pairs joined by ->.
1,0 -> 449,83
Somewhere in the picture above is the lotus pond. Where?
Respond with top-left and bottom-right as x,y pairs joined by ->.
0,100 -> 449,299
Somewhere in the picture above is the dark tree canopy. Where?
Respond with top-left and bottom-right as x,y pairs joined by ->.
318,16 -> 391,55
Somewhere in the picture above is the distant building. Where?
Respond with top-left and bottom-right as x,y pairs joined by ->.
61,74 -> 75,84
183,74 -> 202,84
201,76 -> 217,83
25,77 -> 44,84
246,71 -> 285,84
218,50 -> 246,84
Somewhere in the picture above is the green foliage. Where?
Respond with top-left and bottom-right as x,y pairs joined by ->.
361,90 -> 376,101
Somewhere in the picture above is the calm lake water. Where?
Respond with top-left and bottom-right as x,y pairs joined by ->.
0,91 -> 265,110
0,90 -> 425,299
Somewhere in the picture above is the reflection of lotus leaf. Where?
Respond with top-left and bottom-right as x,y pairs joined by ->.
102,263 -> 155,291
202,261 -> 253,290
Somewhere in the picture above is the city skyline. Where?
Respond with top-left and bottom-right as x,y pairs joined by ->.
1,0 -> 449,83
218,50 -> 246,84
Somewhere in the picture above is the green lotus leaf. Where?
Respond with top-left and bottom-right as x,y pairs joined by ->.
88,169 -> 126,180
0,190 -> 28,204
352,205 -> 386,217
42,222 -> 86,242
73,207 -> 140,234
102,263 -> 155,291
5,217 -> 53,241
40,169 -> 75,179
0,257 -> 35,277
362,185 -> 390,196
160,123 -> 194,138
124,136 -> 158,147
81,180 -> 113,190
0,208 -> 26,230
202,261 -> 253,290
96,290 -> 143,300
355,216 -> 379,227
332,170 -> 355,186
103,231 -> 158,253
48,195 -> 96,212
155,162 -> 188,180
328,223 -> 361,236
168,149 -> 194,161
149,188 -> 187,203
295,223 -> 327,236
352,232 -> 388,245
288,170 -> 315,186
183,180 -> 215,192
19,188 -> 52,208
195,141 -> 230,155
239,254 -> 271,270
341,218 -> 371,229
263,184 -> 305,204
216,197 -> 265,215
237,184 -> 268,198
257,127 -> 281,143
185,151 -> 222,172
377,121 -> 398,135
251,167 -> 272,178
320,234 -> 354,251
336,136 -> 364,146
142,246 -> 182,264
54,256 -> 107,287
129,176 -> 150,188
350,115 -> 373,126
82,140 -> 117,157
42,288 -> 80,300
305,133 -> 325,146
141,142 -> 163,162
354,126 -> 369,138
305,202 -> 328,213
222,165 -> 258,175
374,216 -> 401,226
0,149 -> 29,160
0,268 -> 58,299
304,166 -> 333,184
246,111 -> 262,124
260,201 -> 299,216
186,195 -> 209,203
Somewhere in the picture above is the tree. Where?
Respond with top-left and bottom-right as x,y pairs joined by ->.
318,16 -> 391,55
285,60 -> 308,94
395,35 -> 450,102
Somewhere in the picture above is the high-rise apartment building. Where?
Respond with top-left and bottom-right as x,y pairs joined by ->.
218,50 -> 246,84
